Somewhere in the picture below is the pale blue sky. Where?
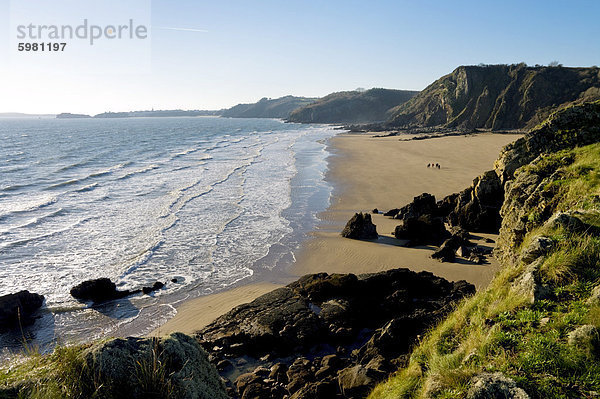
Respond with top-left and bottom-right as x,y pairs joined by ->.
1,0 -> 599,114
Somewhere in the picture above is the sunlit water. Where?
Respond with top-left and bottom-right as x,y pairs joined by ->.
0,117 -> 336,354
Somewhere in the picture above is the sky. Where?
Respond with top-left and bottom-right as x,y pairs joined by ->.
0,0 -> 599,115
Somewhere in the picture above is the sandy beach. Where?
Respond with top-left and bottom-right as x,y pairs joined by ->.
153,132 -> 522,336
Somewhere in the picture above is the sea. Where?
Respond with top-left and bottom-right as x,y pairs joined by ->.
0,116 -> 337,355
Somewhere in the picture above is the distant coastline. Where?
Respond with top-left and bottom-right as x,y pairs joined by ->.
56,109 -> 222,119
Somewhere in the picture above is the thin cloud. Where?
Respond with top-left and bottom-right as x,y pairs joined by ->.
155,26 -> 209,33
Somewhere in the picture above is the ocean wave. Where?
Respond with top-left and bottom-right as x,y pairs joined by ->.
1,182 -> 35,192
116,164 -> 160,180
55,160 -> 92,173
168,147 -> 206,162
88,162 -> 131,177
0,196 -> 57,221
0,208 -> 66,233
0,216 -> 92,251
75,183 -> 99,192
120,238 -> 166,278
45,162 -> 131,190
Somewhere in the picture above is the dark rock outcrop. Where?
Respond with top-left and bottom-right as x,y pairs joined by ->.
394,214 -> 448,246
394,193 -> 439,220
142,281 -> 165,295
341,212 -> 378,240
390,193 -> 450,246
71,278 -> 168,303
197,268 -> 475,399
445,170 -> 504,233
70,278 -> 134,303
0,291 -> 44,330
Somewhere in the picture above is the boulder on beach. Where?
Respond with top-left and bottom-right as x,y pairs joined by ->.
394,192 -> 438,220
70,278 -> 133,303
0,290 -> 45,330
341,212 -> 378,239
394,214 -> 448,246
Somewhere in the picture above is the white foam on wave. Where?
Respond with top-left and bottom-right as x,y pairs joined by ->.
0,195 -> 57,220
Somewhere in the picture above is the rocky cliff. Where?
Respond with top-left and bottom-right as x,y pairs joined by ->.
370,101 -> 600,398
287,88 -> 418,124
385,64 -> 600,131
221,96 -> 317,119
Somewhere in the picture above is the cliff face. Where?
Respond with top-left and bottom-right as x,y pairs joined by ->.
287,88 -> 418,124
387,65 -> 600,131
441,101 -> 600,235
221,95 -> 317,119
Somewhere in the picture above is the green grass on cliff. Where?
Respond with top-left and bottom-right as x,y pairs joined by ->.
369,143 -> 600,399
0,344 -> 91,398
0,339 -> 177,399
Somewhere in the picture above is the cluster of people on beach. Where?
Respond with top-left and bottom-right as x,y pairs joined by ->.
427,163 -> 441,169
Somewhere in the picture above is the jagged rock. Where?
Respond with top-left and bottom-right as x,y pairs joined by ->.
520,236 -> 555,264
447,170 -> 504,233
320,299 -> 351,326
290,379 -> 337,399
568,325 -> 599,353
70,278 -> 134,303
354,312 -> 437,365
457,245 -> 471,258
512,258 -> 551,304
198,269 -> 475,398
372,208 -> 379,214
394,214 -> 448,246
432,241 -> 457,262
432,235 -> 468,262
287,357 -> 314,394
337,365 -> 381,398
85,333 -> 227,399
394,193 -> 438,220
269,363 -> 289,384
341,212 -> 378,239
0,290 -> 44,330
467,372 -> 529,399
383,208 -> 400,217
235,373 -> 262,396
448,226 -> 473,245
437,193 -> 459,217
198,269 -> 473,360
315,354 -> 343,380
142,281 -> 165,295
